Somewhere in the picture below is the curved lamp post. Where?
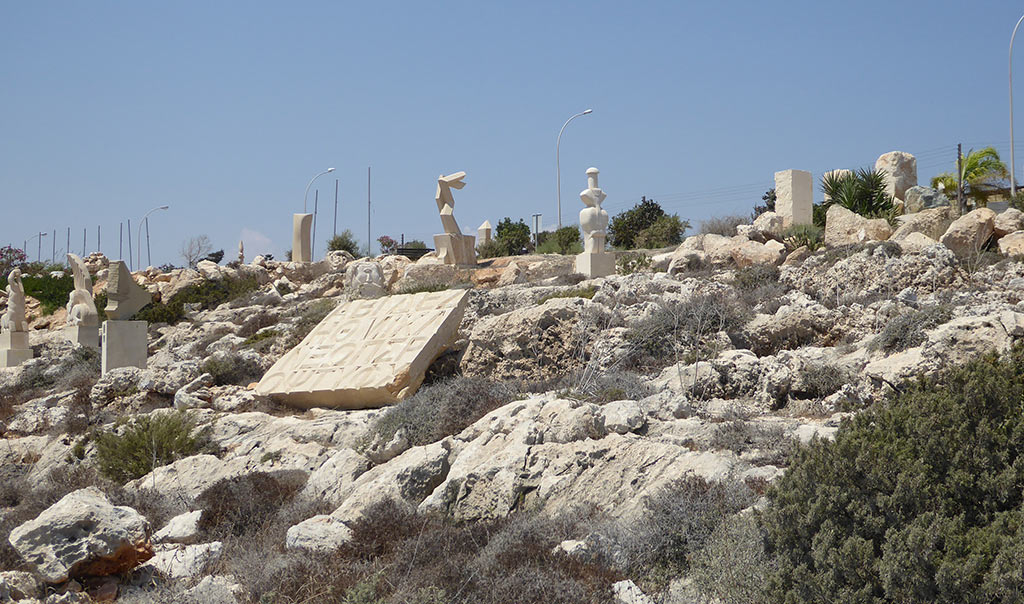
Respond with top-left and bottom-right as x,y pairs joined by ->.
304,167 -> 335,213
137,205 -> 169,270
27,232 -> 47,263
1011,13 -> 1024,197
556,109 -> 593,229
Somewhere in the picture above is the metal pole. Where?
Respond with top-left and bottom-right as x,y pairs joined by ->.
958,143 -> 965,215
37,232 -> 44,262
532,213 -> 542,248
119,223 -> 123,260
97,225 -> 101,255
66,228 -> 70,265
127,219 -> 133,271
82,228 -> 85,256
367,166 -> 371,257
312,189 -> 318,260
51,230 -> 55,264
145,218 -> 152,267
304,168 -> 334,213
333,179 -> 339,238
556,109 -> 593,229
1011,14 -> 1024,197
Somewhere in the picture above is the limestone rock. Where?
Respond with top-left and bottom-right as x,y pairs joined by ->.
730,239 -> 786,268
702,234 -> 741,265
184,576 -> 243,604
393,263 -> 459,293
140,542 -> 222,580
939,207 -> 996,257
824,205 -> 892,247
896,232 -> 940,254
286,515 -> 353,553
153,510 -> 202,545
751,211 -> 784,238
875,151 -> 917,201
298,448 -> 372,506
603,400 -> 645,434
613,580 -> 656,604
890,207 -> 952,242
8,487 -> 152,584
998,230 -> 1024,256
903,185 -> 950,213
994,208 -> 1024,237
0,571 -> 40,601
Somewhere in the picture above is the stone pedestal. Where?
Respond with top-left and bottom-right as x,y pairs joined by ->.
774,169 -> 813,228
292,213 -> 313,263
0,331 -> 32,368
433,233 -> 476,266
65,325 -> 100,349
101,321 -> 148,375
574,251 -> 615,278
477,221 -> 492,246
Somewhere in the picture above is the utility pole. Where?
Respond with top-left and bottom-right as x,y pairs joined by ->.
532,213 -> 542,248
65,228 -> 70,264
311,189 -> 319,260
51,230 -> 55,264
145,218 -> 152,267
97,226 -> 101,255
333,178 -> 339,238
82,228 -> 86,256
127,219 -> 133,271
367,166 -> 372,257
957,143 -> 965,215
119,223 -> 123,260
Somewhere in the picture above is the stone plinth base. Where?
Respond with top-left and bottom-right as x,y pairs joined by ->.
64,325 -> 100,349
574,252 -> 615,278
101,320 -> 148,375
433,233 -> 476,266
0,331 -> 32,367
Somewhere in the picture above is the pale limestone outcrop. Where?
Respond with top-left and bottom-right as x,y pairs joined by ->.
823,205 -> 892,247
730,239 -> 786,268
257,290 -> 469,408
751,211 -> 784,238
140,542 -> 222,580
298,448 -> 372,506
875,151 -> 917,201
286,515 -> 353,553
998,230 -> 1024,256
939,207 -> 996,256
903,185 -> 950,213
8,488 -> 152,583
890,207 -> 952,242
153,510 -> 202,545
994,208 -> 1024,237
896,232 -> 940,254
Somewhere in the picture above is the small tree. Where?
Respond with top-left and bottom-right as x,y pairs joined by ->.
327,229 -> 361,256
932,146 -> 1010,207
609,197 -> 669,249
537,225 -> 583,254
404,240 -> 427,249
378,235 -> 397,254
0,245 -> 27,276
753,189 -> 776,217
202,249 -> 224,265
635,214 -> 689,249
495,218 -> 531,255
180,235 -> 212,268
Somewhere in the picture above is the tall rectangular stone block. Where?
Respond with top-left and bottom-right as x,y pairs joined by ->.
101,320 -> 148,375
0,331 -> 32,367
292,213 -> 313,263
774,169 -> 813,228
574,252 -> 615,278
64,325 -> 99,349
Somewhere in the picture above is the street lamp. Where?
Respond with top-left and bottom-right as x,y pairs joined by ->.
1007,11 -> 1024,197
137,205 -> 169,270
556,109 -> 593,229
27,232 -> 47,263
304,168 -> 335,213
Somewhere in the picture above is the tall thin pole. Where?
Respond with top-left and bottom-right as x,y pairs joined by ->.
97,225 -> 101,255
51,230 -> 55,264
81,228 -> 86,256
37,232 -> 44,262
957,143 -> 965,215
311,189 -> 319,260
556,109 -> 593,229
66,228 -> 70,265
1011,14 -> 1024,197
119,223 -> 123,260
145,218 -> 152,267
127,219 -> 133,271
367,166 -> 372,257
333,179 -> 339,238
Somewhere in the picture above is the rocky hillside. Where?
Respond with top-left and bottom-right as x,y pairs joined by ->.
3,210 -> 1024,603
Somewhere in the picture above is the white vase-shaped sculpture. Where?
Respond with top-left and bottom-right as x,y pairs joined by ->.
575,167 -> 615,277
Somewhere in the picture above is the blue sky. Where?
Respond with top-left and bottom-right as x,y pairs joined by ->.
3,1 -> 1024,266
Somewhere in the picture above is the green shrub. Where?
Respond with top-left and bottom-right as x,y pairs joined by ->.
762,344 -> 1024,603
134,276 -> 258,324
699,214 -> 750,237
405,239 -> 427,249
870,305 -> 952,353
794,363 -> 850,399
635,214 -> 689,248
495,218 -> 532,255
609,197 -> 675,249
201,352 -> 265,386
20,274 -> 75,315
615,252 -> 652,275
537,285 -> 598,304
94,411 -> 210,483
393,282 -> 452,295
536,225 -> 583,255
782,224 -> 824,251
476,238 -> 508,259
327,229 -> 362,256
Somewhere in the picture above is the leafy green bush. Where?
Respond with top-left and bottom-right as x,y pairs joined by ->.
537,285 -> 597,304
134,276 -> 258,324
404,239 -> 427,249
327,229 -> 362,256
699,215 -> 750,237
94,411 -> 210,483
870,305 -> 952,353
495,218 -> 531,255
635,214 -> 689,248
476,238 -> 508,259
536,226 -> 583,255
782,224 -> 824,251
616,252 -> 652,275
609,197 -> 676,249
753,188 -> 776,218
762,344 -> 1024,603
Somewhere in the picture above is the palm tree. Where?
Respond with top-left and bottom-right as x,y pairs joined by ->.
931,146 -> 1009,207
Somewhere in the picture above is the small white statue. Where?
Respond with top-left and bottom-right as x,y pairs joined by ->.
579,167 -> 610,253
66,253 -> 99,327
238,240 -> 245,264
2,268 -> 28,333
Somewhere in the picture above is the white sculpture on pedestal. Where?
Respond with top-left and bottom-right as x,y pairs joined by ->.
66,254 -> 98,327
574,167 -> 615,278
2,269 -> 27,334
238,240 -> 245,264
433,172 -> 476,266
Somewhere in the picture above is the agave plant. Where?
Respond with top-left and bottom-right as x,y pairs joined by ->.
820,168 -> 896,218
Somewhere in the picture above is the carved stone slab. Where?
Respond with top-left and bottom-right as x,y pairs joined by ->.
256,289 -> 470,408
105,261 -> 152,320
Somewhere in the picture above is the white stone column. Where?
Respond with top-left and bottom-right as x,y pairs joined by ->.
774,169 -> 813,228
292,213 -> 313,263
101,320 -> 148,375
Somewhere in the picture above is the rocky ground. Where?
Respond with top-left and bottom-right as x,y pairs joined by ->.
2,206 -> 1024,603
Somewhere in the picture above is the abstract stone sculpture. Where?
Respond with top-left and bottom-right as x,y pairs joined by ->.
1,268 -> 32,367
574,167 -> 614,278
344,260 -> 386,298
257,289 -> 470,408
65,254 -> 99,349
774,169 -> 813,228
292,213 -> 313,263
477,220 -> 493,247
433,172 -> 476,265
105,261 -> 152,320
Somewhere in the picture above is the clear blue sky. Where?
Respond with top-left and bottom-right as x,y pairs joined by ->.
3,1 -> 1023,266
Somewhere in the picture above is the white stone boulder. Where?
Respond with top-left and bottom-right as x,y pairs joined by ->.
994,208 -> 1024,237
286,515 -> 353,553
140,542 -> 222,580
153,510 -> 202,545
298,448 -> 372,506
875,151 -> 917,201
8,488 -> 153,583
939,207 -> 996,257
903,185 -> 950,213
752,211 -> 785,238
998,230 -> 1024,256
896,232 -> 940,254
891,207 -> 952,243
613,580 -> 656,604
824,205 -> 892,247
602,400 -> 645,434
730,239 -> 786,268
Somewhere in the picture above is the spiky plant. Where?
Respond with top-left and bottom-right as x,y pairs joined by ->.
821,168 -> 896,219
931,146 -> 1009,206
